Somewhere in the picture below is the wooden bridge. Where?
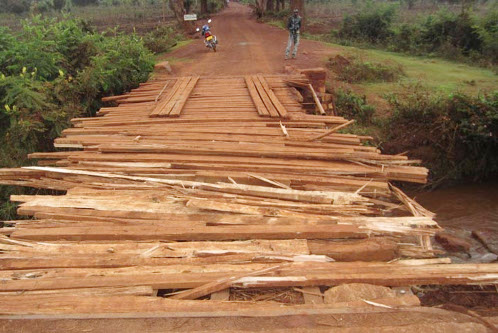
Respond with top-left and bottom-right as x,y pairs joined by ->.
0,71 -> 496,332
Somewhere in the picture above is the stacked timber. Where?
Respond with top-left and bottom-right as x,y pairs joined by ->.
0,73 -> 496,332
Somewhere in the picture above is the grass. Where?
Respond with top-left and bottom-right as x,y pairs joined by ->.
155,40 -> 196,65
322,43 -> 497,97
266,20 -> 286,29
168,39 -> 195,52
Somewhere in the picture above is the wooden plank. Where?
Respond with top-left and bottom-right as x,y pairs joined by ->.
0,286 -> 154,297
158,76 -> 193,116
170,264 -> 285,300
308,120 -> 356,142
244,76 -> 270,116
0,263 -> 496,292
308,84 -> 326,115
149,79 -> 184,117
251,75 -> 280,118
149,77 -> 187,117
9,224 -> 369,241
258,74 -> 288,118
168,76 -> 200,117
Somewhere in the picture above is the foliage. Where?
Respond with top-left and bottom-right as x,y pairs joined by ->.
476,9 -> 498,63
0,17 -> 155,219
143,26 -> 183,53
385,86 -> 498,181
421,11 -> 476,52
329,55 -> 404,83
332,2 -> 498,65
334,89 -> 376,125
338,3 -> 397,44
0,0 -> 32,14
0,17 -> 154,167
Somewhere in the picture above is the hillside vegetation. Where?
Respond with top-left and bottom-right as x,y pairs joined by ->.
0,17 -> 158,218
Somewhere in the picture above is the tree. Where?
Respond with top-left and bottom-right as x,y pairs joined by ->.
275,0 -> 284,11
169,0 -> 195,32
266,0 -> 274,12
201,0 -> 207,14
290,0 -> 304,29
254,0 -> 267,18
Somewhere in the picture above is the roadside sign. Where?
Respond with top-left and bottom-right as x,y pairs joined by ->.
184,14 -> 197,21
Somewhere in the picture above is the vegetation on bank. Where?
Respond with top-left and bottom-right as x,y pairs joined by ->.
385,87 -> 497,184
1,17 -> 155,167
0,15 -> 182,218
330,57 -> 498,185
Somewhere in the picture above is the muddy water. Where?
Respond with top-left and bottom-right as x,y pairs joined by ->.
414,182 -> 498,231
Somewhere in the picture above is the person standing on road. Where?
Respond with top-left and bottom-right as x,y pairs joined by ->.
285,9 -> 302,59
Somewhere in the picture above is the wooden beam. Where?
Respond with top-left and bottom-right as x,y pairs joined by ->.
170,264 -> 285,300
308,120 -> 355,142
308,84 -> 326,115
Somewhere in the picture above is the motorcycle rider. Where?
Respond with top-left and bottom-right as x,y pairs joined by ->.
201,23 -> 210,37
201,23 -> 211,47
285,9 -> 301,59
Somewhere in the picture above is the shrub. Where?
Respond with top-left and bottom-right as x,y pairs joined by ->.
389,23 -> 420,53
385,86 -> 498,181
0,17 -> 155,219
0,17 -> 154,167
419,11 -> 482,56
0,0 -> 31,14
338,3 -> 397,44
336,6 -> 497,65
477,9 -> 498,63
334,89 -> 376,125
143,26 -> 183,53
329,55 -> 404,83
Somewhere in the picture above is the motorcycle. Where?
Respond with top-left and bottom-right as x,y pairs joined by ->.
196,19 -> 218,52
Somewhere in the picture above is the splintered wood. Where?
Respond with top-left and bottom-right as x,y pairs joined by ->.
0,73 -> 496,331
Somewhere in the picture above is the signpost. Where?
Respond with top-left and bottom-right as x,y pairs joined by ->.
184,14 -> 198,21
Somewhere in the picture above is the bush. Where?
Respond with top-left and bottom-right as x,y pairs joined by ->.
385,86 -> 498,181
477,9 -> 498,64
338,3 -> 397,44
418,11 -> 482,57
143,26 -> 183,53
329,55 -> 404,83
389,23 -> 421,53
0,17 -> 154,167
0,17 -> 155,219
336,6 -> 497,65
334,89 -> 376,125
0,0 -> 31,14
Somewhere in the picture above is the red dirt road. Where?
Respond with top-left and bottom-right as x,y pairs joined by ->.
167,3 -> 337,75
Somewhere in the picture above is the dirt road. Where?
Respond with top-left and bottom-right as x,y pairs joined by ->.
168,3 -> 335,75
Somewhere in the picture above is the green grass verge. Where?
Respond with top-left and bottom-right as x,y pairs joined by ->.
155,40 -> 195,63
266,20 -> 286,30
322,43 -> 497,96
